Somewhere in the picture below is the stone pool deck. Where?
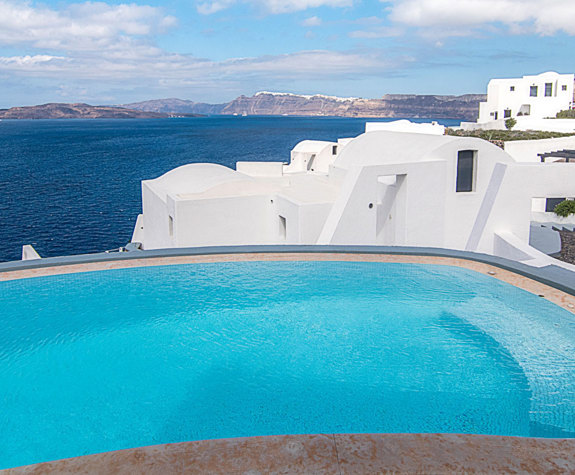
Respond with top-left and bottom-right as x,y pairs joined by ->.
5,433 -> 575,474
2,252 -> 574,314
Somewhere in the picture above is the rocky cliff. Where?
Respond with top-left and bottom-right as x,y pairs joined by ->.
124,92 -> 486,120
0,103 -> 169,119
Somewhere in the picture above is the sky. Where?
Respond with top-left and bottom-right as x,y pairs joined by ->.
0,0 -> 574,107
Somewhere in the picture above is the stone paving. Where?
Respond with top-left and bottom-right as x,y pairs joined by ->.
557,229 -> 575,265
5,434 -> 575,474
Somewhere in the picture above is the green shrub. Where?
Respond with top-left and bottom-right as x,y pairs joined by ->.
504,118 -> 517,130
445,128 -> 574,142
556,109 -> 575,119
554,199 -> 575,217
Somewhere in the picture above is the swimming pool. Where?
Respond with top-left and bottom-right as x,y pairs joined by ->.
0,260 -> 574,469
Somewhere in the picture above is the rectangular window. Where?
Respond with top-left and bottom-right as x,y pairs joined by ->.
494,111 -> 498,120
332,145 -> 338,155
456,150 -> 476,193
530,85 -> 538,97
545,83 -> 553,97
504,109 -> 511,118
546,198 -> 566,212
562,85 -> 568,91
510,86 -> 515,91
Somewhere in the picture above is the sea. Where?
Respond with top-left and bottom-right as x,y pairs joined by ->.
0,116 -> 460,262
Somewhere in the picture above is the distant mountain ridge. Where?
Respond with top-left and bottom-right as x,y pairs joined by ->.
0,92 -> 487,120
118,98 -> 223,115
0,103 -> 169,119
122,92 -> 486,120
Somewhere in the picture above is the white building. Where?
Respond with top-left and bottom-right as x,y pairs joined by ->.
132,121 -> 575,268
462,71 -> 575,132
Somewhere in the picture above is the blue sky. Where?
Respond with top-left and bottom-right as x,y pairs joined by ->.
0,0 -> 574,107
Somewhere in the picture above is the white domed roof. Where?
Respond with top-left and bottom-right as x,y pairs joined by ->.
334,131 -> 458,169
147,163 -> 251,199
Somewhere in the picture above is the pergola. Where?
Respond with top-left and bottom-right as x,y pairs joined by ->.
538,149 -> 575,162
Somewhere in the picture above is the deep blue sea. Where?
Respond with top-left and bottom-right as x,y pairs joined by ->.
0,116 -> 459,262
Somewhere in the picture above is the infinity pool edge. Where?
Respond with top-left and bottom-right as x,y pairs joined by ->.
2,252 -> 574,314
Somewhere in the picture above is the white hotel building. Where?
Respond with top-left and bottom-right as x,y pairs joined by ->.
132,120 -> 575,270
462,71 -> 575,132
478,72 -> 574,123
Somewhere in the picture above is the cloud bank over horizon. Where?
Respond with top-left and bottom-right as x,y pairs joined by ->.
387,0 -> 575,35
0,0 -> 573,107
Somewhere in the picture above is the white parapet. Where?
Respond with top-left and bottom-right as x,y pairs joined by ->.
236,161 -> 284,177
494,231 -> 575,272
504,135 -> 575,162
132,214 -> 145,244
22,244 -> 41,261
461,117 -> 575,133
366,120 -> 445,135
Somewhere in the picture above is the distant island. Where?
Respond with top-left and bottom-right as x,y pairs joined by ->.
0,103 -> 170,119
0,92 -> 486,120
122,92 -> 486,121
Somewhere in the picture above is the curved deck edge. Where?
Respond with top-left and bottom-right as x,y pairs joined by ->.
1,250 -> 573,313
4,433 -> 575,474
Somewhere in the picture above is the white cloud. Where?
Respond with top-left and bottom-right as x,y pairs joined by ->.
266,0 -> 351,14
385,0 -> 575,36
0,1 -> 397,95
0,47 -> 398,85
0,1 -> 177,51
0,44 -> 417,106
220,50 -> 391,77
0,55 -> 66,66
197,0 -> 352,15
302,16 -> 322,27
197,0 -> 237,14
349,26 -> 403,38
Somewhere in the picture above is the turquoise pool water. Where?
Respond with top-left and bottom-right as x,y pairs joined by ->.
0,261 -> 574,468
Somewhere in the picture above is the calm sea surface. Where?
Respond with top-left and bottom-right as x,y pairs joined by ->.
0,116 -> 459,262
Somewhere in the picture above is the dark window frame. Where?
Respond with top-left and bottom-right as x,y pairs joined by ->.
545,82 -> 553,97
546,198 -> 567,212
456,150 -> 476,193
530,85 -> 538,97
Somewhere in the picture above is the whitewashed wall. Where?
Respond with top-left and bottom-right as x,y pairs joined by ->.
504,136 -> 575,162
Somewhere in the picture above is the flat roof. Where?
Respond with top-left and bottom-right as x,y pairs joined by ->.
177,174 -> 339,204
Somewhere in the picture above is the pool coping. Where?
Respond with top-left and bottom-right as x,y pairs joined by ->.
1,245 -> 574,313
4,433 -> 575,474
0,244 -> 573,292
